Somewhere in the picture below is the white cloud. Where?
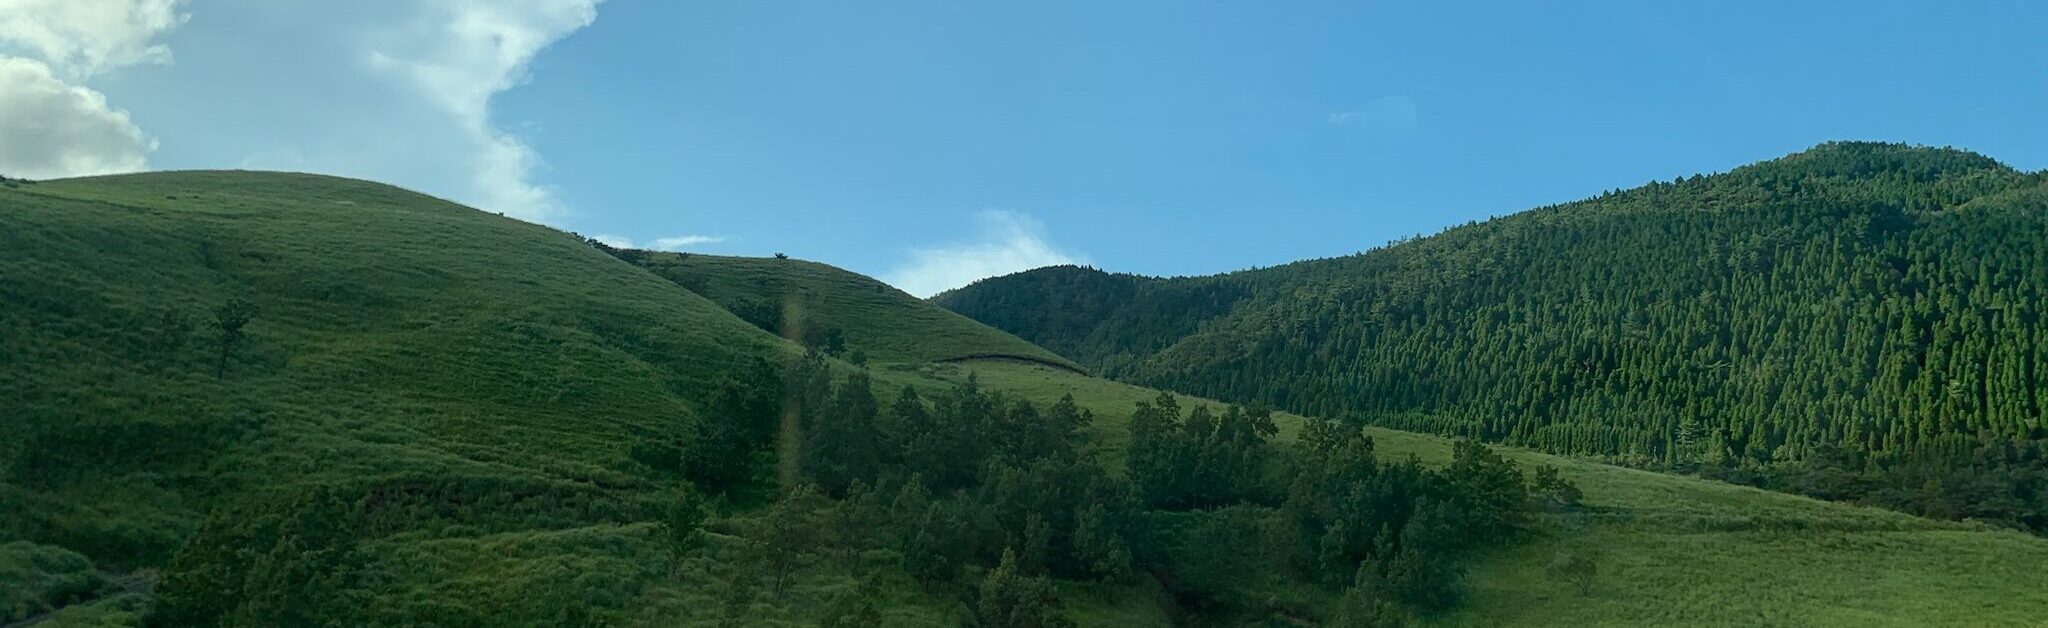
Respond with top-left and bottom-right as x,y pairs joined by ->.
0,0 -> 183,179
884,210 -> 1085,298
589,233 -> 636,248
0,57 -> 150,178
0,0 -> 185,79
368,0 -> 601,222
587,233 -> 726,251
650,235 -> 725,250
1329,95 -> 1419,135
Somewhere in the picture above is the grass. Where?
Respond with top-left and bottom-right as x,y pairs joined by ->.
4,170 -> 2045,626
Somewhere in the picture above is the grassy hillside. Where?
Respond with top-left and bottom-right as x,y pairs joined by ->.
938,143 -> 2048,532
0,172 -> 1100,625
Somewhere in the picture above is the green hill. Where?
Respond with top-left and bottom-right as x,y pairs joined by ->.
0,172 -> 1025,625
6,168 -> 2048,627
937,142 -> 2048,532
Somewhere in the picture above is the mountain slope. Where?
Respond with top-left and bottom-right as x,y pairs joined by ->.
939,143 -> 2048,531
640,251 -> 2048,626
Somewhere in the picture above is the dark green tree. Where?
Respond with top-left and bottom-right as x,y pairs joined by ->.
664,483 -> 709,562
977,548 -> 1074,628
212,298 -> 252,379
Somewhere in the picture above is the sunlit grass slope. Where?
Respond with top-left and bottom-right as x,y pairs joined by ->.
936,361 -> 2048,628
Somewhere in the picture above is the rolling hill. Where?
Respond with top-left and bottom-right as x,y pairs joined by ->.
3,168 -> 2046,626
937,142 -> 2048,532
0,172 -> 993,625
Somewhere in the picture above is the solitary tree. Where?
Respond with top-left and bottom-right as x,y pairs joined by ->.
1545,552 -> 1598,595
213,298 -> 253,379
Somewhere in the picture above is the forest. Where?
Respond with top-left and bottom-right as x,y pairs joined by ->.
937,143 -> 2048,533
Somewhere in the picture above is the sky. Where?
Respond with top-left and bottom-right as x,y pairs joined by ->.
5,1 -> 2047,296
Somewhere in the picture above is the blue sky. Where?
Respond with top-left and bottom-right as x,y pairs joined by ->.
6,1 -> 2047,295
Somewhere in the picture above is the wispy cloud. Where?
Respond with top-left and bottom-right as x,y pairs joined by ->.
0,0 -> 184,179
589,233 -> 636,248
588,233 -> 726,251
883,210 -> 1085,298
368,0 -> 602,223
651,235 -> 725,250
1328,95 -> 1419,135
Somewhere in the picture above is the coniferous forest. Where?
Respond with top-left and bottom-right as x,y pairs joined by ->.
938,143 -> 2048,533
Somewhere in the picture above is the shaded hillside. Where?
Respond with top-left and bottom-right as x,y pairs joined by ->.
939,143 -> 2048,530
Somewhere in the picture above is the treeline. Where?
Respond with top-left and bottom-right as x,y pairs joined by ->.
739,354 -> 1576,625
939,142 -> 2048,533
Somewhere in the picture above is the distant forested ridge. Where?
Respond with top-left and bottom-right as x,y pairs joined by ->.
937,142 -> 2048,532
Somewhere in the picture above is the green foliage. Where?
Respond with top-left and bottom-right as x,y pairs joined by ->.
209,298 -> 251,379
1354,545 -> 1462,615
1333,590 -> 1411,628
0,541 -> 113,623
801,371 -> 883,495
683,358 -> 783,493
1127,394 -> 1277,509
754,485 -> 830,597
151,488 -> 364,626
1530,465 -> 1584,511
978,548 -> 1075,628
1070,502 -> 1134,581
817,577 -> 885,628
664,484 -> 709,560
